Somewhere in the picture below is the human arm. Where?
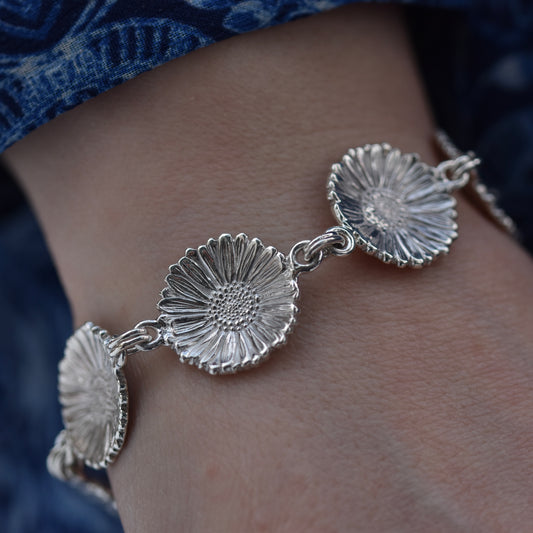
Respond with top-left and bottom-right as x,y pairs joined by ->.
4,4 -> 533,531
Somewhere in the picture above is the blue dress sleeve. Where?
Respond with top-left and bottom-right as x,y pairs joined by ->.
0,0 -> 470,152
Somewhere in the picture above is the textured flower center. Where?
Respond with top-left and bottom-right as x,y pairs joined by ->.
362,187 -> 408,230
208,281 -> 259,331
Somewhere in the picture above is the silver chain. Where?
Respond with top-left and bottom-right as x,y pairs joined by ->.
435,129 -> 516,235
436,154 -> 481,192
289,226 -> 355,276
107,319 -> 167,368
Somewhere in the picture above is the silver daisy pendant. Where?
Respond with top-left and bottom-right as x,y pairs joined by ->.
158,233 -> 299,375
57,323 -> 128,469
328,143 -> 460,267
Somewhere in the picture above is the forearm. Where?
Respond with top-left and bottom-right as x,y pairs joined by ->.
5,4 -> 533,532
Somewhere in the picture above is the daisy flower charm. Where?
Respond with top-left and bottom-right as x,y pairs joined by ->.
57,323 -> 128,469
328,143 -> 462,267
158,233 -> 299,375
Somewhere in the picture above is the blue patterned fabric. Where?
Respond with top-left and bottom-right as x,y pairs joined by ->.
0,0 -> 470,153
1,1 -> 533,532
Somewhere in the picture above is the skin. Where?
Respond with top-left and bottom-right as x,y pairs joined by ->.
4,4 -> 533,532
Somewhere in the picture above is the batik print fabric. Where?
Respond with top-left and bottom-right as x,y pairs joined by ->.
0,0 -> 469,153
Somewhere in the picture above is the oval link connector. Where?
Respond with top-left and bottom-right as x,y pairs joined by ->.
436,154 -> 480,192
106,319 -> 167,367
289,240 -> 324,276
289,226 -> 355,277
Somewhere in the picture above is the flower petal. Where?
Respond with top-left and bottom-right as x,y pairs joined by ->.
235,237 -> 261,282
175,255 -> 216,292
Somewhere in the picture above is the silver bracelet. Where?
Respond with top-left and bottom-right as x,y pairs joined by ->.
47,132 -> 515,507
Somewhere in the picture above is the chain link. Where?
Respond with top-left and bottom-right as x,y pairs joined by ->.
289,240 -> 324,275
289,226 -> 355,276
435,129 -> 516,235
436,154 -> 481,192
107,319 -> 166,367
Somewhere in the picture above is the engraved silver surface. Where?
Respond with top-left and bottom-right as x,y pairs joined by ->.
328,143 -> 460,267
158,233 -> 299,374
58,323 -> 128,468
